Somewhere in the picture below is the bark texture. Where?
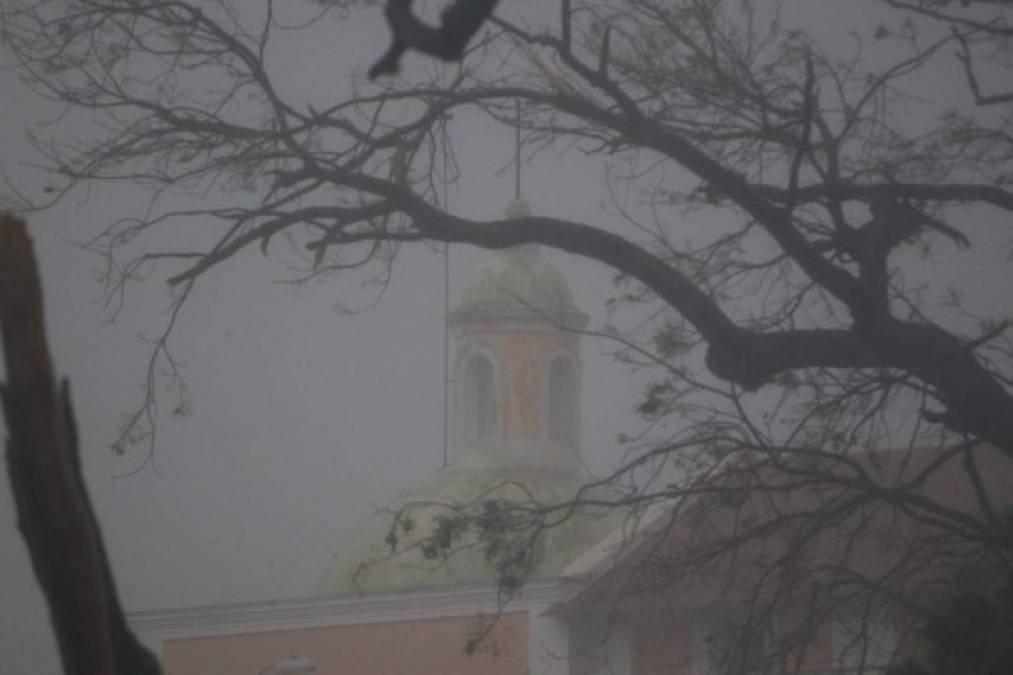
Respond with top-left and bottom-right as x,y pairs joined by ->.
0,214 -> 160,675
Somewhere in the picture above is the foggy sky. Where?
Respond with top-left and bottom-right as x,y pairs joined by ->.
0,2 -> 1005,673
0,5 -> 644,672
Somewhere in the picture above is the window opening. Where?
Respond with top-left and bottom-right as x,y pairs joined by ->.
549,356 -> 576,444
463,353 -> 496,440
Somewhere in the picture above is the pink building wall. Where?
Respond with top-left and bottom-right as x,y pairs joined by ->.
633,616 -> 695,675
629,608 -> 916,674
163,612 -> 528,675
456,326 -> 578,443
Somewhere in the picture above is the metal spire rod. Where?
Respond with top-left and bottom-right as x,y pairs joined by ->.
441,119 -> 449,468
514,98 -> 522,201
441,90 -> 452,470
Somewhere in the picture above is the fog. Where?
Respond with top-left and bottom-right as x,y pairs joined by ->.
0,5 -> 647,671
1,1 -> 1008,673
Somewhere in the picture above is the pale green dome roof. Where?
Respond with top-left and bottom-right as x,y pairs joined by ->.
454,245 -> 583,322
315,466 -> 619,597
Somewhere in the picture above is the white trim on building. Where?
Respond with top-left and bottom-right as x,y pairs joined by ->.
130,581 -> 562,659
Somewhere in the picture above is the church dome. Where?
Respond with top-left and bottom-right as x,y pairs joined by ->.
316,466 -> 617,596
316,201 -> 614,599
453,245 -> 586,330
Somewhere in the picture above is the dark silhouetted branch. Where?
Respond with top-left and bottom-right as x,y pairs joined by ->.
369,0 -> 501,79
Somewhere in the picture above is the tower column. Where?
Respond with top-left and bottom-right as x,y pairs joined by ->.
448,223 -> 587,471
529,602 -> 572,675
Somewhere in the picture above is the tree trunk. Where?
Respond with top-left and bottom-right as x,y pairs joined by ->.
0,214 -> 160,675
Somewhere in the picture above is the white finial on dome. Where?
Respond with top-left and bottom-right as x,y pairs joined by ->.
502,198 -> 538,262
504,198 -> 531,219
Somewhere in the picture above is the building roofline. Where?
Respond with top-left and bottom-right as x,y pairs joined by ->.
129,581 -> 562,642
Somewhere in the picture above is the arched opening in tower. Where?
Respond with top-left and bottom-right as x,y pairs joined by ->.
548,356 -> 576,445
463,353 -> 497,440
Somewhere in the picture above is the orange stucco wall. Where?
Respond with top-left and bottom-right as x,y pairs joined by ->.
458,326 -> 577,441
162,612 -> 527,675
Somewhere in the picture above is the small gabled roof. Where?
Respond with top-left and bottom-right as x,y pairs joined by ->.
550,444 -> 1012,617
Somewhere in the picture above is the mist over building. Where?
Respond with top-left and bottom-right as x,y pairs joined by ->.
130,201 -> 624,675
126,229 -> 1013,673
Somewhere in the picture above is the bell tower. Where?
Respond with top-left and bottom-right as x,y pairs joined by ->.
448,199 -> 588,471
316,200 -> 618,598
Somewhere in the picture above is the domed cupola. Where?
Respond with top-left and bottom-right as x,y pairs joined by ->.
449,199 -> 588,472
316,201 -> 613,598
453,200 -> 585,329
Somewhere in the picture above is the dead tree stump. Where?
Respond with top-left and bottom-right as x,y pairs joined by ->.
0,214 -> 160,675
